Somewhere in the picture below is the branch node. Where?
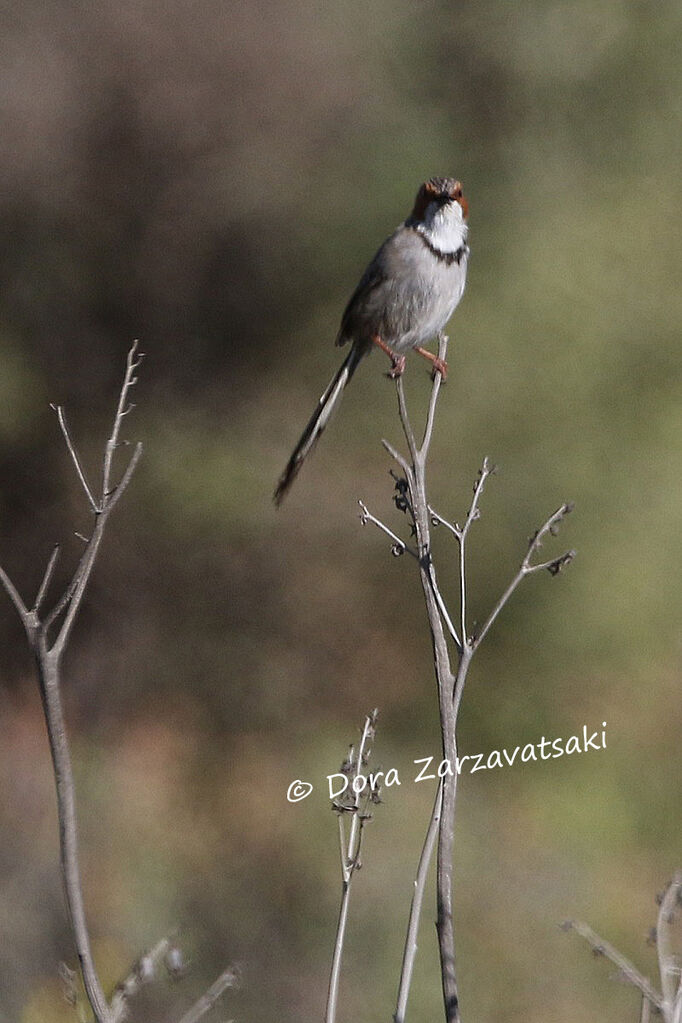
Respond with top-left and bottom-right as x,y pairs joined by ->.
547,550 -> 577,576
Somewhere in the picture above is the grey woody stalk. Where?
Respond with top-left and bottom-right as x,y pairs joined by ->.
326,710 -> 381,1023
0,344 -> 238,1023
563,872 -> 682,1023
0,344 -> 143,1023
360,334 -> 575,1023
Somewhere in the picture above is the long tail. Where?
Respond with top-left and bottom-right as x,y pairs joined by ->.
274,344 -> 365,505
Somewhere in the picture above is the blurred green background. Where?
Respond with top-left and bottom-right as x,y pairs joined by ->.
0,0 -> 680,1020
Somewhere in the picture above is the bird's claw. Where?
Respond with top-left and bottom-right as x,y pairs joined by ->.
386,355 -> 407,379
430,357 -> 448,381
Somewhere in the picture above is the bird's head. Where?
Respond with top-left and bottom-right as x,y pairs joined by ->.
411,177 -> 468,222
408,177 -> 468,251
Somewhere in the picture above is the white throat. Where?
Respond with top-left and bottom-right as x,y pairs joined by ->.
417,201 -> 468,255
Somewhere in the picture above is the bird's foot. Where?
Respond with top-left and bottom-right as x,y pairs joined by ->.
430,356 -> 448,381
371,334 -> 406,379
415,346 -> 448,381
387,354 -> 407,379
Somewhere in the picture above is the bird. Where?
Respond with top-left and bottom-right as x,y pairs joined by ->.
274,175 -> 469,505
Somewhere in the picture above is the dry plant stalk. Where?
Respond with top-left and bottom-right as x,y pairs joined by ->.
0,344 -> 237,1023
326,710 -> 382,1023
359,334 -> 575,1023
563,871 -> 682,1023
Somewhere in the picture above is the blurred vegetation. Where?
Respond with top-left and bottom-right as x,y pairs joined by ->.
0,0 -> 680,1020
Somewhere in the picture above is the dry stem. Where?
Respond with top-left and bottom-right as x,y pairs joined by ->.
563,874 -> 682,1022
326,710 -> 380,1023
359,334 -> 574,1023
0,344 -> 236,1023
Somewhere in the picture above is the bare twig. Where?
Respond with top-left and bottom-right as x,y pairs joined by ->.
358,493 -> 463,652
564,874 -> 682,1023
394,781 -> 443,1023
51,351 -> 144,658
0,349 -> 144,1023
326,711 -> 380,1023
420,333 -> 448,453
388,367 -> 461,1023
0,564 -> 29,620
358,335 -> 575,1023
0,345 -> 240,1023
358,501 -> 416,559
110,934 -> 175,1023
0,346 -> 146,1022
561,919 -> 663,1011
657,873 -> 682,1019
103,340 -> 143,497
471,503 -> 575,652
177,966 -> 241,1023
429,457 -> 493,649
51,405 -> 100,513
641,992 -> 651,1023
382,438 -> 411,477
33,545 -> 61,614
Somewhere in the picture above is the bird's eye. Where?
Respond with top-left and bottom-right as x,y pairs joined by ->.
454,187 -> 462,198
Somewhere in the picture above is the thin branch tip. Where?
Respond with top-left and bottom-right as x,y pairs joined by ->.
357,499 -> 412,558
0,564 -> 29,620
33,544 -> 61,612
547,549 -> 577,576
53,404 -> 100,512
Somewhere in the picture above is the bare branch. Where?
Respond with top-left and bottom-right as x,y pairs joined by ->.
426,564 -> 462,652
641,993 -> 651,1023
103,340 -> 144,497
52,405 -> 100,513
437,457 -> 493,648
381,437 -> 411,477
390,368 -> 462,1023
51,518 -> 106,659
110,935 -> 176,1023
43,564 -> 82,635
177,967 -> 241,1023
394,781 -> 443,1023
358,500 -> 416,558
419,333 -> 448,456
36,647 -> 112,1022
522,502 -> 576,573
0,345 -> 145,1023
472,503 -> 575,651
49,348 -> 143,658
657,873 -> 682,1013
33,545 -> 61,614
461,458 -> 493,542
326,711 -> 380,1023
396,376 -> 418,464
0,564 -> 29,623
376,350 -> 575,1023
561,919 -> 663,1011
105,441 -> 143,513
428,508 -> 461,539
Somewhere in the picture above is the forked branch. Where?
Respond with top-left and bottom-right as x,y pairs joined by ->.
358,334 -> 575,1023
326,710 -> 381,1023
563,873 -> 682,1023
0,344 -> 236,1023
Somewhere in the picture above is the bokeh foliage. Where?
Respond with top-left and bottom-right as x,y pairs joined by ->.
0,1 -> 680,1020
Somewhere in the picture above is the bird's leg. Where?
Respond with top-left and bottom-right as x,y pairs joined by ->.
371,334 -> 407,378
415,345 -> 448,381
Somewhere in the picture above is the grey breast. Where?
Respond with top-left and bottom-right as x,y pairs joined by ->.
336,227 -> 467,352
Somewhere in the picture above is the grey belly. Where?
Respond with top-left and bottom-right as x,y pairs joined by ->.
380,263 -> 467,353
337,237 -> 468,352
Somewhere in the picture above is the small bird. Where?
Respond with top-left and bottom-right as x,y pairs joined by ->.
274,176 -> 469,505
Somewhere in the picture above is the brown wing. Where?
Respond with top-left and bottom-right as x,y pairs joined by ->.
335,246 -> 389,347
